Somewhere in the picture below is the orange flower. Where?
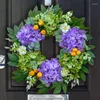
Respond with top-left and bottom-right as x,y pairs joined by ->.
71,52 -> 76,56
37,72 -> 43,78
29,71 -> 35,76
33,25 -> 39,30
38,20 -> 44,26
77,50 -> 81,55
72,48 -> 78,52
41,30 -> 46,35
34,69 -> 38,73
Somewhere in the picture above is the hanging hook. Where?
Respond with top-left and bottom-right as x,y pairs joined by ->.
44,0 -> 52,6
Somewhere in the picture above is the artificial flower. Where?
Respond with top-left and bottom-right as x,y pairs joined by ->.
38,58 -> 63,86
16,24 -> 45,45
59,27 -> 86,52
60,23 -> 70,33
17,46 -> 27,55
61,68 -> 69,77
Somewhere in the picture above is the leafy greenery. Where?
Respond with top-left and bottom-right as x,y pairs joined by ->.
12,70 -> 28,82
37,84 -> 49,94
18,51 -> 46,71
8,53 -> 19,66
79,71 -> 86,81
70,17 -> 89,30
82,66 -> 89,73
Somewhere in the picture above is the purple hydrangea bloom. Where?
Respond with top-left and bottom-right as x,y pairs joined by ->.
38,58 -> 63,86
16,24 -> 45,45
59,27 -> 86,52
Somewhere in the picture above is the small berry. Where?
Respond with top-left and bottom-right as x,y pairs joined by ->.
72,48 -> 78,52
41,30 -> 46,35
37,72 -> 43,78
71,52 -> 76,56
29,71 -> 35,76
33,25 -> 39,30
77,50 -> 81,55
38,20 -> 44,26
34,69 -> 38,73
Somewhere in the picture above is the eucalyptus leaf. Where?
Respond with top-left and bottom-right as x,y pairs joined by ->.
14,25 -> 20,33
7,28 -> 15,34
55,35 -> 61,42
28,10 -> 34,17
41,5 -> 46,13
33,6 -> 39,16
19,22 -> 24,29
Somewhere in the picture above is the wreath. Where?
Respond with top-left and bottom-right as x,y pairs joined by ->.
7,5 -> 95,94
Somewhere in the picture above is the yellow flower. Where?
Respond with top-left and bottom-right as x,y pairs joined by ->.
38,20 -> 44,26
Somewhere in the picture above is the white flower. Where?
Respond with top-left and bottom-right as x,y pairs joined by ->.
61,68 -> 69,77
71,79 -> 79,89
67,11 -> 73,17
60,23 -> 70,33
17,46 -> 27,55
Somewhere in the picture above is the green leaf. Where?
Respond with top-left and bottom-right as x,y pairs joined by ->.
19,22 -> 24,29
12,70 -> 28,82
37,88 -> 49,94
34,42 -> 40,50
85,45 -> 95,50
82,66 -> 89,73
54,29 -> 62,35
8,53 -> 18,62
55,35 -> 61,42
53,85 -> 61,94
88,45 -> 95,50
86,34 -> 93,40
7,28 -> 14,34
62,84 -> 67,94
14,25 -> 19,33
25,17 -> 34,25
87,51 -> 95,58
28,10 -> 34,17
79,71 -> 86,81
88,58 -> 94,65
8,33 -> 16,39
33,6 -> 39,16
41,5 -> 46,13
37,84 -> 45,88
53,4 -> 60,14
71,17 -> 89,30
8,61 -> 18,66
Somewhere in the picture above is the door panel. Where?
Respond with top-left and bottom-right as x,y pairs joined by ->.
90,0 -> 100,100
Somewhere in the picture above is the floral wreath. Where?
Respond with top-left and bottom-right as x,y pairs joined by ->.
7,5 -> 95,94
